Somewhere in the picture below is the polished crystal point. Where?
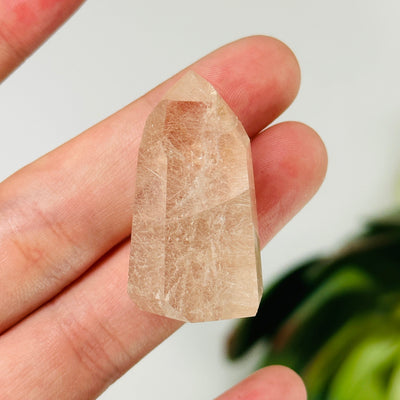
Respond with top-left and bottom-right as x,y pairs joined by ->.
128,71 -> 262,322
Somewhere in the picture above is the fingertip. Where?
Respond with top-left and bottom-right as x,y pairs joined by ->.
216,365 -> 307,400
251,121 -> 327,247
248,35 -> 301,106
191,35 -> 302,135
229,35 -> 301,96
228,35 -> 301,131
141,35 -> 301,137
277,121 -> 328,191
258,366 -> 307,400
217,35 -> 300,136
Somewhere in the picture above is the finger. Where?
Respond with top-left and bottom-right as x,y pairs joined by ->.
0,0 -> 84,81
0,36 -> 301,332
216,366 -> 307,400
0,122 -> 326,399
0,242 -> 178,400
253,121 -> 327,246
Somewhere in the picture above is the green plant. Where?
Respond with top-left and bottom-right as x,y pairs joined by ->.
228,211 -> 400,399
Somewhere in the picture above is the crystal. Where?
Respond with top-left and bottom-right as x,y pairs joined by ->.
128,71 -> 262,322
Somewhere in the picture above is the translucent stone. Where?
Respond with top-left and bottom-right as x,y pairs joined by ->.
128,71 -> 262,322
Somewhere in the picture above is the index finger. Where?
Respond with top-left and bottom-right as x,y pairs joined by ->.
0,0 -> 84,81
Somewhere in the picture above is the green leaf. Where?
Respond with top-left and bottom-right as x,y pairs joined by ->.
327,335 -> 400,400
304,314 -> 391,398
227,259 -> 321,359
309,233 -> 400,290
387,360 -> 400,400
365,211 -> 400,236
227,209 -> 400,400
263,291 -> 376,373
261,266 -> 376,368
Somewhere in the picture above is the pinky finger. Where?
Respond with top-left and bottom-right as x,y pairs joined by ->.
216,366 -> 307,400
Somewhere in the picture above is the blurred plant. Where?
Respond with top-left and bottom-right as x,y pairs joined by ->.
228,211 -> 400,400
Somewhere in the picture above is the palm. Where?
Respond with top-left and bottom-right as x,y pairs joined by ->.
0,1 -> 326,399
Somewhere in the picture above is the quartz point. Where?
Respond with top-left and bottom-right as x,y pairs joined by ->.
128,71 -> 262,322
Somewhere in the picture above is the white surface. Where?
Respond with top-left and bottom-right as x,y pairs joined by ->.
1,0 -> 400,399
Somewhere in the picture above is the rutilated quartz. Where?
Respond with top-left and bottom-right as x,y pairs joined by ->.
128,71 -> 262,322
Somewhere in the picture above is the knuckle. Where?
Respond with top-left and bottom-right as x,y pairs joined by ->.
52,295 -> 130,386
0,191 -> 80,283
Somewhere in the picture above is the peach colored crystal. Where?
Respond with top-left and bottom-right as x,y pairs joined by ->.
128,71 -> 262,322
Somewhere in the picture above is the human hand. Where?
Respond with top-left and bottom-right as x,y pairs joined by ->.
0,1 -> 327,399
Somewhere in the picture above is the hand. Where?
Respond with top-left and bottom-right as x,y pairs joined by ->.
0,1 -> 327,399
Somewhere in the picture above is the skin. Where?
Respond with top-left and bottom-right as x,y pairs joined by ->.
0,1 -> 327,398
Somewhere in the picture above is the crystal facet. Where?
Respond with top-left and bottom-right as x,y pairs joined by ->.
128,71 -> 262,322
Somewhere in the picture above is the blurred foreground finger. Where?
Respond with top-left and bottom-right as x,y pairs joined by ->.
216,366 -> 307,400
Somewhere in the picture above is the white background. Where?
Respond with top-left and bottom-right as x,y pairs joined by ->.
1,1 -> 400,399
